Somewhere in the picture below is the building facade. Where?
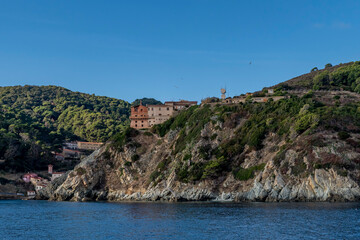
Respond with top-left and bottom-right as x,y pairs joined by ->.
130,100 -> 197,129
129,101 -> 151,129
77,142 -> 103,150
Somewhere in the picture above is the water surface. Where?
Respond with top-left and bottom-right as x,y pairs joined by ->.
0,200 -> 359,239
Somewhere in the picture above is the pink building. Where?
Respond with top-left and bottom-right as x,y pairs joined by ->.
22,173 -> 38,183
48,164 -> 53,174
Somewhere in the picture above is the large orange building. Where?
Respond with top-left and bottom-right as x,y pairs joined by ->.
130,101 -> 151,129
130,100 -> 197,129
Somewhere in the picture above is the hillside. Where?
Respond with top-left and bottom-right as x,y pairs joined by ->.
40,61 -> 360,202
0,85 -> 130,172
272,61 -> 360,92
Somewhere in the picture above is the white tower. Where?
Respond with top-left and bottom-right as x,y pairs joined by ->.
221,88 -> 226,100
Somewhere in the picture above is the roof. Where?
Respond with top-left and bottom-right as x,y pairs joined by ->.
146,104 -> 170,107
52,172 -> 64,175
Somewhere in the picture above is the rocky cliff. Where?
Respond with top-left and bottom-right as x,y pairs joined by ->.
40,93 -> 360,202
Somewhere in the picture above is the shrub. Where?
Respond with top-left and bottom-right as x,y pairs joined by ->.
233,163 -> 266,181
183,153 -> 192,161
150,158 -> 171,182
124,161 -> 132,167
173,105 -> 212,154
0,177 -> 10,185
202,156 -> 227,179
325,63 -> 332,68
131,154 -> 140,162
199,144 -> 212,160
176,162 -> 205,183
210,133 -> 218,141
76,167 -> 86,175
338,131 -> 350,140
143,131 -> 153,136
311,67 -> 318,72
337,169 -> 348,177
292,162 -> 306,176
294,113 -> 319,133
110,127 -> 139,151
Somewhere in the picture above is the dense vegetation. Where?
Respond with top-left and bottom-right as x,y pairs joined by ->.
132,98 -> 162,106
0,85 -> 130,172
274,61 -> 360,91
150,90 -> 360,183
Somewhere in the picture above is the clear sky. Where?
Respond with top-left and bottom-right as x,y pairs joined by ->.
0,0 -> 359,103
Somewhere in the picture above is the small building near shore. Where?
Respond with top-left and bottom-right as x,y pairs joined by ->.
64,142 -> 78,150
62,149 -> 82,159
27,191 -> 36,197
51,172 -> 64,181
77,142 -> 104,151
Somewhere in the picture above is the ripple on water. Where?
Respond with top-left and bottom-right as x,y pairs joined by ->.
0,200 -> 359,240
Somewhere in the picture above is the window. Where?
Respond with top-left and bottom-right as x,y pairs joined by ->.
142,121 -> 144,123
135,115 -> 138,117
135,121 -> 137,123
135,124 -> 137,127
141,124 -> 143,127
140,109 -> 143,112
167,107 -> 169,110
159,108 -> 161,110
159,113 -> 162,116
152,108 -> 154,110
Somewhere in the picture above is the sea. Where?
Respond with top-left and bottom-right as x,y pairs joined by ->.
0,200 -> 359,239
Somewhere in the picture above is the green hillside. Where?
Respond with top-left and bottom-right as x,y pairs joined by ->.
273,61 -> 360,92
0,85 -> 130,172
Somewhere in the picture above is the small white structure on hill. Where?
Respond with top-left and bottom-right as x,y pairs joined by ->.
221,88 -> 226,100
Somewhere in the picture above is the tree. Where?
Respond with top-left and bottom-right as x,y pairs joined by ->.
311,67 -> 318,72
132,98 -> 162,106
325,63 -> 333,69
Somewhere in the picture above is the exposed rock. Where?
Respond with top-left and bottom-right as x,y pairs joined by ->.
39,108 -> 360,203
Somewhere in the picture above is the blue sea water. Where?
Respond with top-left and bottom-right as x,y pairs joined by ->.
0,200 -> 359,240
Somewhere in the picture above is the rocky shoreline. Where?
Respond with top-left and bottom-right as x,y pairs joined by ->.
38,151 -> 360,203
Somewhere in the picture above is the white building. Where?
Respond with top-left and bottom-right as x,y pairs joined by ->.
51,172 -> 64,181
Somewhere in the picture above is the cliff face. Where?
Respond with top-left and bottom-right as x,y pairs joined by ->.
40,94 -> 360,202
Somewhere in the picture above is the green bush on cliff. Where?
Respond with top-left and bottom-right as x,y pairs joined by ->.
152,105 -> 199,137
233,163 -> 266,181
110,127 -> 139,151
294,113 -> 319,133
201,156 -> 228,179
150,158 -> 171,182
176,162 -> 205,183
173,105 -> 213,154
338,131 -> 350,140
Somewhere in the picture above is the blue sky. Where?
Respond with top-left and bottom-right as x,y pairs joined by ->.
0,0 -> 359,103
